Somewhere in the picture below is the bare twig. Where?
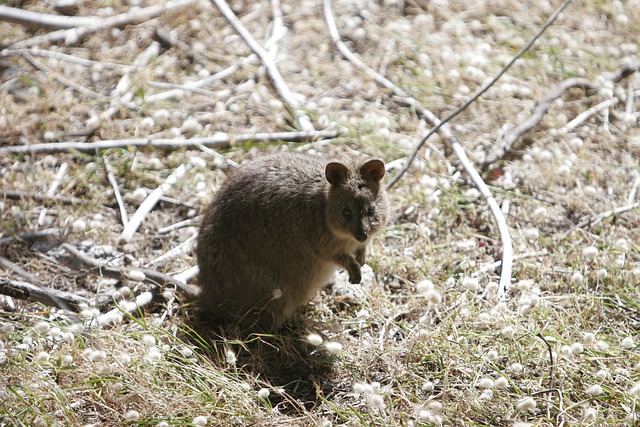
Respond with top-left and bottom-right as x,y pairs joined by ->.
559,97 -> 619,135
60,243 -> 198,326
484,61 -> 640,168
384,0 -> 573,185
157,217 -> 199,235
46,162 -> 68,197
0,189 -> 93,207
575,201 -> 640,229
99,42 -> 160,123
210,0 -> 314,131
0,130 -> 340,155
23,52 -> 121,104
61,243 -> 197,296
0,256 -> 77,311
0,277 -> 89,310
172,265 -> 198,284
0,48 -> 134,72
8,0 -> 200,49
0,228 -> 62,246
104,156 -> 128,227
0,4 -> 99,29
483,77 -> 596,167
144,233 -> 196,268
323,0 -> 514,297
265,0 -> 286,57
118,164 -> 188,243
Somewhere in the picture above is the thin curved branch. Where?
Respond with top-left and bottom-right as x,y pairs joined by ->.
386,0 -> 573,187
0,130 -> 340,155
8,0 -> 199,48
323,0 -> 513,297
0,4 -> 98,29
482,78 -> 596,168
210,0 -> 314,132
483,61 -> 640,168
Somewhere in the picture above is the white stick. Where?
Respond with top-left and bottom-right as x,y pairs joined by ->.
0,4 -> 99,29
323,0 -> 513,297
210,0 -> 314,132
560,97 -> 618,135
9,0 -> 199,49
99,42 -> 160,123
157,217 -> 199,235
46,162 -> 68,197
628,176 -> 640,204
0,130 -> 340,155
118,163 -> 188,243
576,201 -> 640,229
173,265 -> 199,284
0,48 -> 134,71
104,156 -> 129,227
144,233 -> 197,268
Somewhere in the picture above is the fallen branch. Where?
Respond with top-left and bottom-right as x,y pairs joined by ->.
575,201 -> 640,229
482,77 -> 597,168
104,156 -> 129,227
382,0 -> 573,186
210,0 -> 315,132
22,52 -> 121,104
0,228 -> 62,246
60,243 -> 199,326
559,96 -> 619,135
157,217 -> 199,235
99,42 -> 160,123
0,189 -> 92,207
46,162 -> 68,197
144,233 -> 196,268
8,0 -> 199,49
324,0 -> 514,298
0,130 -> 339,155
0,48 -> 134,72
0,277 -> 89,310
484,61 -> 640,169
118,163 -> 188,243
0,4 -> 99,29
61,243 -> 198,296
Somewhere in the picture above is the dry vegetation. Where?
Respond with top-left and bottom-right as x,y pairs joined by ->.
1,0 -> 640,426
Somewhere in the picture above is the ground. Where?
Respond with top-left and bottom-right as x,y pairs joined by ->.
1,0 -> 640,426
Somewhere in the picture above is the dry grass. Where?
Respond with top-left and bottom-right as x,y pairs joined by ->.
2,0 -> 640,425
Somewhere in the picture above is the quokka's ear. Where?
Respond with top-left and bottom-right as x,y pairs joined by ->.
360,159 -> 385,182
325,162 -> 349,185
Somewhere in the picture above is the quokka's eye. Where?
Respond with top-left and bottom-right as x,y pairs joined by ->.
367,206 -> 375,216
342,208 -> 352,218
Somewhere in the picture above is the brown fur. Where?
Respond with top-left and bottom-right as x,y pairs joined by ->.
196,152 -> 389,331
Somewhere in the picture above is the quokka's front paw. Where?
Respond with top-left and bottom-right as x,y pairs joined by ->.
348,268 -> 362,284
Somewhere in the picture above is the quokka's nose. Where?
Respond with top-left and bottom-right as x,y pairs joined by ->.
355,230 -> 368,242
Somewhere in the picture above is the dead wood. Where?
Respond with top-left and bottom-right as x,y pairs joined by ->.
0,189 -> 94,207
0,277 -> 89,310
118,163 -> 188,243
483,61 -> 640,169
0,229 -> 63,246
0,130 -> 340,155
60,243 -> 198,297
210,0 -> 314,132
0,4 -> 98,29
8,0 -> 199,49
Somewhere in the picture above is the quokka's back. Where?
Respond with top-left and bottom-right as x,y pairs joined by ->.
196,152 -> 388,331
